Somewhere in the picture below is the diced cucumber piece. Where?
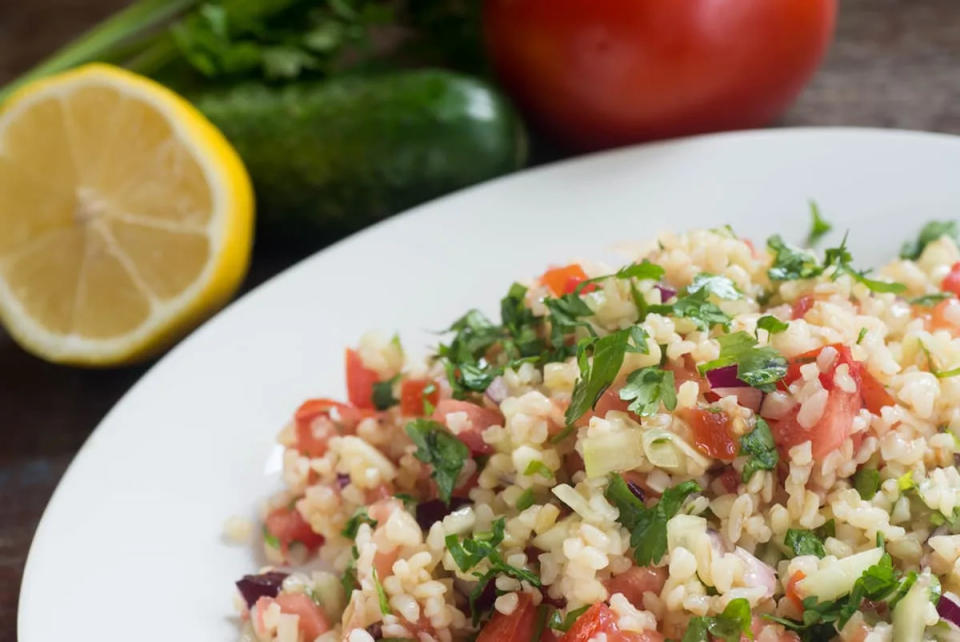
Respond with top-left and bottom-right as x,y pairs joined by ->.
796,547 -> 884,602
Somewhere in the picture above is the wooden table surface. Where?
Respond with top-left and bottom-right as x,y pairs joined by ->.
2,0 -> 959,638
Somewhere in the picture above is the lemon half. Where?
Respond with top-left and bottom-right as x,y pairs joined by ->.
0,64 -> 253,365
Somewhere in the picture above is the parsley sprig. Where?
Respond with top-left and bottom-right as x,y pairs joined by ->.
405,419 -> 469,504
618,366 -> 677,417
739,418 -> 778,482
682,598 -> 752,642
698,332 -> 787,392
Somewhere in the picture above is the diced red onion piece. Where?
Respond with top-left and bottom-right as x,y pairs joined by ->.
711,387 -> 763,412
705,365 -> 744,388
484,376 -> 509,404
938,593 -> 960,628
655,285 -> 677,301
415,497 -> 471,531
734,547 -> 776,599
236,571 -> 288,608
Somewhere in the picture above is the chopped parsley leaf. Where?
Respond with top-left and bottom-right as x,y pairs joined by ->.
757,315 -> 789,336
853,467 -> 881,500
857,327 -> 868,344
682,597 -> 752,642
341,507 -> 377,539
699,331 -> 787,392
659,288 -> 732,331
574,260 -> 666,294
524,460 -> 553,479
687,273 -> 741,300
515,489 -> 536,511
740,418 -> 779,482
785,528 -> 826,558
911,292 -> 954,306
405,419 -> 469,504
565,329 -> 638,424
372,568 -> 392,614
548,605 -> 589,632
901,220 -> 959,260
341,545 -> 359,597
824,233 -> 907,294
544,293 -> 595,334
618,366 -> 677,417
605,474 -> 700,566
262,525 -> 280,549
767,235 -> 822,281
806,201 -> 832,247
919,340 -> 960,379
372,375 -> 399,410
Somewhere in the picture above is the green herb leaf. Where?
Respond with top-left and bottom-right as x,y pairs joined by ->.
785,529 -> 826,558
687,273 -> 741,300
548,605 -> 589,632
445,518 -> 506,572
524,460 -> 553,479
574,260 -> 666,294
263,524 -> 280,549
806,201 -> 833,247
341,544 -> 359,598
757,315 -> 789,336
901,220 -> 960,260
405,419 -> 469,504
657,288 -> 732,331
740,418 -> 779,482
699,332 -> 787,392
372,567 -> 392,614
341,507 -> 377,539
911,292 -> 954,306
857,328 -> 868,344
618,367 -> 677,417
516,489 -> 536,511
853,467 -> 881,500
372,375 -> 399,410
767,235 -> 823,281
682,598 -> 753,642
606,474 -> 700,566
823,234 -> 907,294
565,330 -> 631,424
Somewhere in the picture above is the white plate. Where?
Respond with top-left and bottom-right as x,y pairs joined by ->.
18,128 -> 960,640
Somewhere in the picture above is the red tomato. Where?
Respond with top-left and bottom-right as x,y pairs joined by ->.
942,262 -> 960,296
271,593 -> 330,640
294,398 -> 375,456
791,294 -> 815,320
476,593 -> 538,642
432,399 -> 503,454
484,0 -> 836,150
785,571 -> 805,610
745,617 -> 801,642
401,379 -> 440,416
559,603 -> 662,642
576,387 -> 633,427
264,506 -> 325,556
770,386 -> 861,459
604,567 -> 667,608
859,368 -> 895,415
679,408 -> 739,461
542,263 -> 592,295
345,348 -> 379,409
783,343 -> 860,390
927,298 -> 960,332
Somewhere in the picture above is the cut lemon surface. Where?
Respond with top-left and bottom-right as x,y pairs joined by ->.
0,64 -> 253,365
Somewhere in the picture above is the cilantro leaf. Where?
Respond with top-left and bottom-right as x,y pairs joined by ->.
785,529 -> 826,558
757,315 -> 789,336
853,467 -> 881,500
699,332 -> 787,392
372,375 -> 399,410
901,220 -> 960,260
687,273 -> 741,300
740,418 -> 778,482
682,598 -> 752,642
618,367 -> 677,417
405,419 -> 469,504
606,474 -> 700,565
767,235 -> 823,281
806,201 -> 832,247
341,507 -> 377,539
565,330 -> 631,424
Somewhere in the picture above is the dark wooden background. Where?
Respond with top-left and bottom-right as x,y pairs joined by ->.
2,0 -> 960,637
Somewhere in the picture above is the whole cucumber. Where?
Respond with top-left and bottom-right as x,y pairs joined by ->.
190,70 -> 527,241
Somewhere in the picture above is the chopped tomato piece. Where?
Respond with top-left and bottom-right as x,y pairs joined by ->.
791,294 -> 815,320
476,593 -> 537,642
927,297 -> 960,332
264,506 -> 324,556
541,263 -> 594,295
345,348 -> 380,409
859,368 -> 895,414
785,571 -> 805,610
770,387 -> 861,459
604,567 -> 667,608
432,399 -> 502,454
294,398 -> 375,456
679,408 -> 739,461
745,617 -> 801,642
942,262 -> 960,296
783,343 -> 860,390
559,603 -> 662,642
273,593 -> 330,640
401,379 -> 440,416
575,386 -> 632,427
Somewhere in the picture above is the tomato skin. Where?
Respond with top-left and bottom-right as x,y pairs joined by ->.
401,379 -> 440,416
942,262 -> 960,296
345,348 -> 380,409
791,294 -> 815,320
770,386 -> 861,459
604,566 -> 667,608
476,593 -> 537,642
484,0 -> 836,150
432,399 -> 503,454
542,263 -> 591,295
559,603 -> 662,642
679,408 -> 739,461
269,593 -> 330,640
294,398 -> 374,456
859,368 -> 895,415
264,506 -> 325,556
